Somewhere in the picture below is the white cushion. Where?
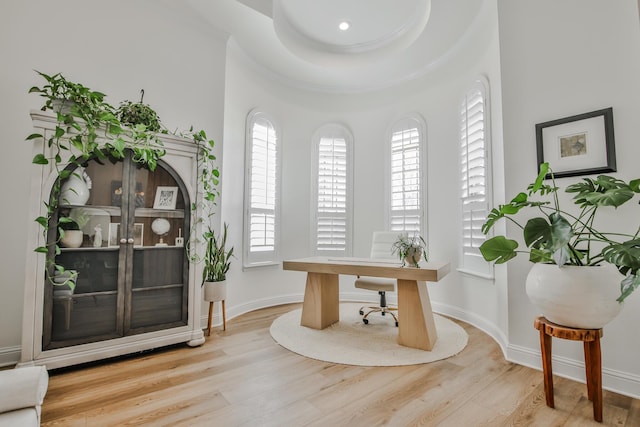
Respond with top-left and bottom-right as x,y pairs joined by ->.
355,277 -> 395,292
0,366 -> 48,414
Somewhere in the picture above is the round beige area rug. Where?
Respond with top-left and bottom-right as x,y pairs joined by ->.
269,303 -> 468,366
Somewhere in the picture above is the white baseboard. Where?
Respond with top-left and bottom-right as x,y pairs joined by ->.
0,345 -> 20,368
507,343 -> 640,399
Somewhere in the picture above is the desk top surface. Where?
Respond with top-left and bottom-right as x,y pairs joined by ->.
282,257 -> 450,282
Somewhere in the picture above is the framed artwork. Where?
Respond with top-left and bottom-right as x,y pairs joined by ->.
535,107 -> 616,178
108,223 -> 144,247
153,186 -> 179,210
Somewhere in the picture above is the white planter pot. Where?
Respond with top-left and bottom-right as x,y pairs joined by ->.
203,280 -> 227,302
525,263 -> 624,329
60,230 -> 83,248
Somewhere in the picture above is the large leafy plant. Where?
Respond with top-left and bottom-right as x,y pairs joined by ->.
480,162 -> 640,302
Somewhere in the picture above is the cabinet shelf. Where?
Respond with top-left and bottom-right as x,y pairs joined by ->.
59,204 -> 185,218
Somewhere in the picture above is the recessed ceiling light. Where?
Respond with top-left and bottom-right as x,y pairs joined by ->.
338,21 -> 350,31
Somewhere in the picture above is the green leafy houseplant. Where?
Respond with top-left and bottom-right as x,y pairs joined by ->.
480,162 -> 640,302
202,223 -> 234,283
392,233 -> 427,267
116,90 -> 161,132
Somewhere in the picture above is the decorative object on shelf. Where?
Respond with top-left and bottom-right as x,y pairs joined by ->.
59,218 -> 83,248
479,162 -> 640,327
116,89 -> 161,132
153,186 -> 178,210
92,224 -> 103,248
392,233 -> 427,267
59,166 -> 92,205
151,218 -> 171,246
175,228 -> 184,247
535,107 -> 616,178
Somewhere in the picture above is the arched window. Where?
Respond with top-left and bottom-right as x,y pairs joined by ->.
459,76 -> 493,277
387,114 -> 426,235
311,124 -> 353,256
243,110 -> 281,267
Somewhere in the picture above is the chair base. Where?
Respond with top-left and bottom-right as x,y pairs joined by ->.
358,291 -> 398,327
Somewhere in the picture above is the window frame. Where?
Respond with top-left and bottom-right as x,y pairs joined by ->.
384,113 -> 427,237
243,109 -> 282,268
458,76 -> 494,279
310,123 -> 354,256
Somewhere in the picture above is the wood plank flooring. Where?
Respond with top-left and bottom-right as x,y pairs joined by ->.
41,303 -> 640,426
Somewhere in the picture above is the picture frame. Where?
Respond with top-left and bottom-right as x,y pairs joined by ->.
153,186 -> 179,210
108,223 -> 144,247
535,107 -> 616,178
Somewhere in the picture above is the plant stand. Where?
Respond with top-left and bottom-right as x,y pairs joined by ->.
534,316 -> 603,422
207,300 -> 226,336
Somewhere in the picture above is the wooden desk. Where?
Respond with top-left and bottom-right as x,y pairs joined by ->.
282,257 -> 450,351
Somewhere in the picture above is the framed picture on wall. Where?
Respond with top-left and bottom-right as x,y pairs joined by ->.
535,107 -> 616,178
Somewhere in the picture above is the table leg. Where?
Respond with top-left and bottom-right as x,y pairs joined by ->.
397,279 -> 438,350
540,328 -> 555,408
300,272 -> 339,329
585,339 -> 603,422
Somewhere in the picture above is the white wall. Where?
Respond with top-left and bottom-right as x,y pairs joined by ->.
498,0 -> 640,397
0,0 -> 227,365
220,0 -> 509,350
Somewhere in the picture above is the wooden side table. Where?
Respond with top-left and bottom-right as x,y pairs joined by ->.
534,316 -> 604,422
207,300 -> 226,336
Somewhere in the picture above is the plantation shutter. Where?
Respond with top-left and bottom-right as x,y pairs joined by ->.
460,87 -> 487,254
249,117 -> 277,256
316,136 -> 348,253
390,124 -> 422,233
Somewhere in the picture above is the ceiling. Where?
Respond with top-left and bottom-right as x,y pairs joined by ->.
184,0 -> 488,93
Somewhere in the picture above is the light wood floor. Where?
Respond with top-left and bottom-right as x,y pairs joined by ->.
41,303 -> 640,426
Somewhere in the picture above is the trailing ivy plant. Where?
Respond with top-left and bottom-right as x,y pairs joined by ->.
184,127 -> 223,270
27,71 -> 167,288
116,90 -> 161,132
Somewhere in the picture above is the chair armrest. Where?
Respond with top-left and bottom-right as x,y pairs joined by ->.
0,366 -> 48,414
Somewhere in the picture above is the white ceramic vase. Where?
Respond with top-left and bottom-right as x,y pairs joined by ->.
525,263 -> 624,329
203,280 -> 227,302
59,166 -> 90,205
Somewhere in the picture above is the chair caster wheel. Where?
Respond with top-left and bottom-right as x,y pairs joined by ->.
363,319 -> 369,325
382,312 -> 386,316
395,322 -> 399,327
359,310 -> 364,315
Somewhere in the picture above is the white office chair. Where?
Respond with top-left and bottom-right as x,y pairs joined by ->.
355,231 -> 405,326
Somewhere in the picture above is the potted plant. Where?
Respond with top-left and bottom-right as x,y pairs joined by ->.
116,90 -> 161,132
392,233 -> 427,267
202,223 -> 233,334
59,217 -> 83,249
479,162 -> 640,328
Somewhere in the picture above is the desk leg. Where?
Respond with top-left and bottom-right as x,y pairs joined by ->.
397,279 -> 438,350
300,272 -> 339,329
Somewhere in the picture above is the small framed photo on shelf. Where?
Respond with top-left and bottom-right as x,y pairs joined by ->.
153,186 -> 178,210
535,107 -> 616,178
108,223 -> 144,247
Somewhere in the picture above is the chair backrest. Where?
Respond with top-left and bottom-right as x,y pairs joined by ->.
370,231 -> 406,259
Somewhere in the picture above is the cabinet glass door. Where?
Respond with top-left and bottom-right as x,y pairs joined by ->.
128,162 -> 189,332
45,159 -> 124,349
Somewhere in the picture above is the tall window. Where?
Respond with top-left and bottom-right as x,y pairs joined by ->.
388,115 -> 426,234
244,110 -> 280,267
460,77 -> 492,277
311,124 -> 353,256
